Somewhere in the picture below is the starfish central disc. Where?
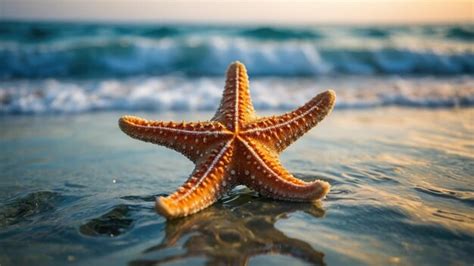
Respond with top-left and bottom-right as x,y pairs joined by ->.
119,61 -> 336,219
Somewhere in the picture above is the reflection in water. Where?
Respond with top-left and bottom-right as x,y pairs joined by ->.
129,189 -> 326,266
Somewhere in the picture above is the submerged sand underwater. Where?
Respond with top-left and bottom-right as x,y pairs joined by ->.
0,108 -> 473,265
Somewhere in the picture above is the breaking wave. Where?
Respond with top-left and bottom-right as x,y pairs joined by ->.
1,76 -> 472,114
0,22 -> 473,78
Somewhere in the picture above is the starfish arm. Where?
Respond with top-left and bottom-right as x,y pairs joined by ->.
119,115 -> 232,162
155,140 -> 235,218
241,90 -> 335,153
238,138 -> 330,201
212,61 -> 256,131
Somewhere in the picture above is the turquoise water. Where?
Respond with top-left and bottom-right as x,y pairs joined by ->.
1,109 -> 473,265
1,22 -> 473,79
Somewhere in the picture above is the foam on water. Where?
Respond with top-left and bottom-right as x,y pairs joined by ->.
0,76 -> 472,114
1,22 -> 472,114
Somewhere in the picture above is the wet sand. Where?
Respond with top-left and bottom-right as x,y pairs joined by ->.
0,108 -> 473,265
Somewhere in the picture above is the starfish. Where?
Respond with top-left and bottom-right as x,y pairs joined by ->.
119,61 -> 336,219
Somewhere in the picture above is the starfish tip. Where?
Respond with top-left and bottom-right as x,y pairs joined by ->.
118,116 -> 129,132
228,61 -> 247,71
118,115 -> 137,126
118,115 -> 141,137
326,89 -> 336,98
315,89 -> 336,113
323,89 -> 336,105
320,180 -> 331,196
310,180 -> 331,201
155,196 -> 176,219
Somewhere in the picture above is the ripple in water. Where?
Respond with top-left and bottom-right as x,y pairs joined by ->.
0,109 -> 473,265
415,183 -> 474,206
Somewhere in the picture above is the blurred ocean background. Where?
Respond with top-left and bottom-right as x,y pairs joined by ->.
0,20 -> 473,266
0,22 -> 473,113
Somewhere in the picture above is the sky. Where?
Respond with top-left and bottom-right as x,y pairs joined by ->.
0,0 -> 472,25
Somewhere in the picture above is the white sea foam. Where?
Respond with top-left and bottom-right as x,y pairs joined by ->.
1,76 -> 472,114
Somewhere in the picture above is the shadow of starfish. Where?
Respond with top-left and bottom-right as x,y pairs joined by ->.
129,188 -> 326,266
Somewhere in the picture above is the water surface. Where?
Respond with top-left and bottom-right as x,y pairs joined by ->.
0,108 -> 473,265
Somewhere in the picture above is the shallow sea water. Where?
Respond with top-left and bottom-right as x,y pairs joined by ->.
0,108 -> 473,266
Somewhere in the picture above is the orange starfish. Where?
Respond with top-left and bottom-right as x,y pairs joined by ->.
119,61 -> 336,219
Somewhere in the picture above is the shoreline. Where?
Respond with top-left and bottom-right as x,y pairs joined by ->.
1,107 -> 473,265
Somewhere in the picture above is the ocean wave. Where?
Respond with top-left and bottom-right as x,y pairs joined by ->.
0,22 -> 185,42
445,26 -> 474,41
240,27 -> 323,40
1,76 -> 472,114
2,22 -> 472,42
0,36 -> 472,78
1,22 -> 473,78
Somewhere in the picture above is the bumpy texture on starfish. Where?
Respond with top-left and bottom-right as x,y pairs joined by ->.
119,61 -> 336,219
